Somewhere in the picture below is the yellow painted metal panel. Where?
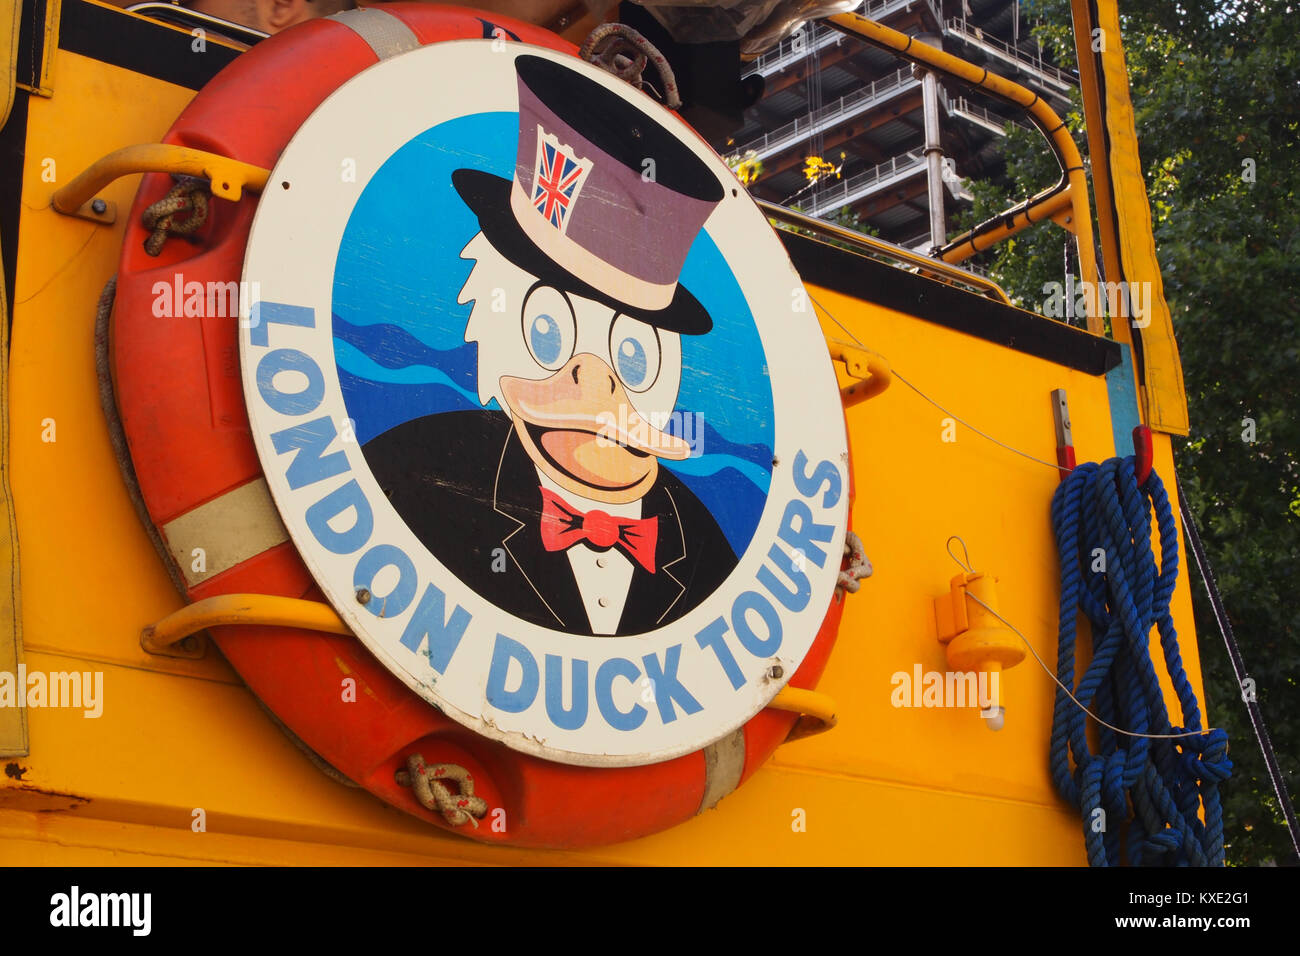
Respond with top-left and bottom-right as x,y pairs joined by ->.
1,0 -> 29,757
0,232 -> 26,756
805,282 -> 1114,807
9,51 -> 234,685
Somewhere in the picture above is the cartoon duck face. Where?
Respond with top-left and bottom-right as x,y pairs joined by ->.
450,53 -> 727,510
460,233 -> 691,505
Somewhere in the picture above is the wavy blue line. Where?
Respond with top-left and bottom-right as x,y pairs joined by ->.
334,339 -> 485,407
663,453 -> 771,492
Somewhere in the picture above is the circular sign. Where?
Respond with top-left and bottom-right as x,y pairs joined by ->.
239,41 -> 848,767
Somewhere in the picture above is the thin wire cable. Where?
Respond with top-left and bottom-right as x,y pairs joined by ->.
808,293 -> 1070,473
966,591 -> 1219,741
946,534 -> 973,572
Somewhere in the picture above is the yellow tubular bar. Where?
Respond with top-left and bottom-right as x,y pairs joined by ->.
767,686 -> 838,740
759,200 -> 1013,305
140,594 -> 352,655
51,143 -> 271,215
141,595 -> 838,737
826,11 -> 1102,334
942,186 -> 1075,260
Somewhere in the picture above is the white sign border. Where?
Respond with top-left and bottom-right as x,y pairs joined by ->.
239,41 -> 849,768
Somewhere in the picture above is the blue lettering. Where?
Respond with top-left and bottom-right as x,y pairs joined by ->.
732,590 -> 783,656
399,584 -> 472,674
641,644 -> 702,724
353,544 -> 417,618
248,301 -> 314,348
271,416 -> 348,490
792,450 -> 842,508
256,348 -> 324,417
305,479 -> 373,554
544,654 -> 589,731
485,635 -> 538,714
695,617 -> 745,690
595,658 -> 646,731
777,498 -> 834,568
757,542 -> 811,612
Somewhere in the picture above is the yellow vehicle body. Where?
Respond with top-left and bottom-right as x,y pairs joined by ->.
0,0 -> 1207,865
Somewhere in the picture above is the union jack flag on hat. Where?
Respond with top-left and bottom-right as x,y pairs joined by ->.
530,128 -> 591,233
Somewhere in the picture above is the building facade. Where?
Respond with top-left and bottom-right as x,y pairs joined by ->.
732,0 -> 1076,250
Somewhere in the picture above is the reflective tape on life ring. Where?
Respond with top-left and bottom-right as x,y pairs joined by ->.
328,8 -> 420,60
162,478 -> 289,587
698,728 -> 746,813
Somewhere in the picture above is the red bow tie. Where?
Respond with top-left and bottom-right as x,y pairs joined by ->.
538,487 -> 658,574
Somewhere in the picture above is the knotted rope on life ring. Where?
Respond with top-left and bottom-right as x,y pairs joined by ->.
396,754 -> 489,828
837,529 -> 871,594
141,178 -> 211,256
580,22 -> 681,109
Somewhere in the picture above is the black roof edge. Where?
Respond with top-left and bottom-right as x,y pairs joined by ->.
779,229 -> 1121,377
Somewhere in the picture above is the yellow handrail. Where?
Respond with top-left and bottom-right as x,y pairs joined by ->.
759,200 -> 1013,305
51,143 -> 271,215
940,186 -> 1075,262
140,594 -> 351,655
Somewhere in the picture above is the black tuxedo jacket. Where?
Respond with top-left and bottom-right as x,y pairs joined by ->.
361,409 -> 737,636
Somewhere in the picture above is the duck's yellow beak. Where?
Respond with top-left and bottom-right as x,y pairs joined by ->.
500,353 -> 689,503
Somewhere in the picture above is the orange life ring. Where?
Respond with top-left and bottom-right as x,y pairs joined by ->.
108,3 -> 851,848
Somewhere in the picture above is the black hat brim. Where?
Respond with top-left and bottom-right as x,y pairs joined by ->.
452,168 -> 712,335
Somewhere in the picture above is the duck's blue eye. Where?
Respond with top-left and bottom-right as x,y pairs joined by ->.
521,285 -> 575,371
608,314 -> 661,393
530,314 -> 561,366
615,336 -> 647,388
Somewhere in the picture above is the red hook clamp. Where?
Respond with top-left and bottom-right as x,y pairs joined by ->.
1132,424 -> 1154,485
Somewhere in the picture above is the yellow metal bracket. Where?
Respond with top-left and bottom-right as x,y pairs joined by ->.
143,594 -> 839,741
934,571 -> 978,643
51,144 -> 271,225
830,340 -> 892,407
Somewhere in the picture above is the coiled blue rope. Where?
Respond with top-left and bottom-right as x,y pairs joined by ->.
1050,457 -> 1231,866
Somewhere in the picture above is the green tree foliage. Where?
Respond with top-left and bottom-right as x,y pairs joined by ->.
959,0 -> 1298,865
